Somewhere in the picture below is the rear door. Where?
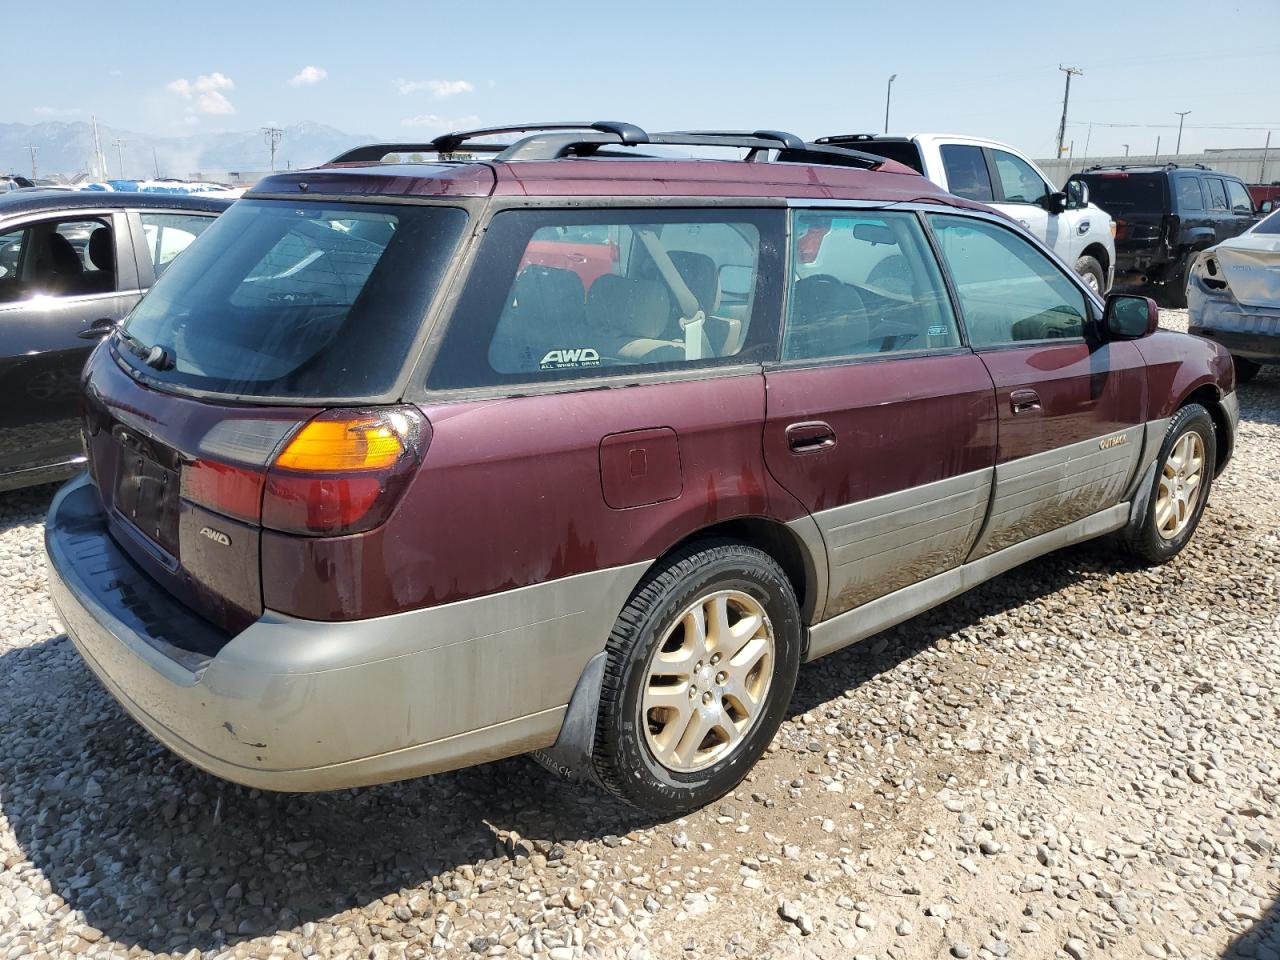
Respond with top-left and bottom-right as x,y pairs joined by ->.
763,208 -> 997,620
926,212 -> 1145,557
0,210 -> 138,482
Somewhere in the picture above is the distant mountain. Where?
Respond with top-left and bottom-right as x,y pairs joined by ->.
0,120 -> 377,180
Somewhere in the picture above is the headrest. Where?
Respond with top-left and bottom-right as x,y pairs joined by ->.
47,232 -> 83,275
88,227 -> 114,272
668,250 -> 719,315
587,275 -> 671,341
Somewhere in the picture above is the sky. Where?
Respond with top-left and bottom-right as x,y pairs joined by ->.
17,0 -> 1280,163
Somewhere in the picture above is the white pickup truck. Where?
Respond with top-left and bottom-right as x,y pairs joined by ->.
817,133 -> 1117,292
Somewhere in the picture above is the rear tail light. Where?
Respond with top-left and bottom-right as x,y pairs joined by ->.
183,407 -> 429,536
261,407 -> 429,536
1115,219 -> 1128,239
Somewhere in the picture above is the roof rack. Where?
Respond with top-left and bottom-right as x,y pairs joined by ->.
328,122 -> 887,170
1082,161 -> 1211,173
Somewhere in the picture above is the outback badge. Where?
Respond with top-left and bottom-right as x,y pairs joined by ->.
1099,434 -> 1129,450
198,526 -> 232,546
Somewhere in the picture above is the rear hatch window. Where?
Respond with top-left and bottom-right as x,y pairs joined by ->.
1075,173 -> 1167,216
116,199 -> 467,401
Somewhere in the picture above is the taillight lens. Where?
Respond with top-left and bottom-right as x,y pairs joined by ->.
261,407 -> 429,536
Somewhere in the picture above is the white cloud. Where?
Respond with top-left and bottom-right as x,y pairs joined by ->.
396,78 -> 474,98
289,65 -> 327,87
167,72 -> 236,114
400,113 -> 481,130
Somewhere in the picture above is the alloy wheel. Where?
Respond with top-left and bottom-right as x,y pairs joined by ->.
641,590 -> 775,773
1156,431 -> 1205,539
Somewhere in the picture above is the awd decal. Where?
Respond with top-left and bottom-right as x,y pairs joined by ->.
199,526 -> 232,546
540,347 -> 601,369
1098,434 -> 1129,450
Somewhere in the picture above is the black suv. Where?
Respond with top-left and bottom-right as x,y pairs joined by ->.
1070,164 -> 1257,307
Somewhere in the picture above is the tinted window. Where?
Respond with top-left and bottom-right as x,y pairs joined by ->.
1205,178 -> 1229,211
991,150 -> 1048,204
1174,177 -> 1204,211
0,217 -> 114,303
118,200 -> 466,399
940,145 -> 995,202
139,212 -> 215,277
1225,180 -> 1254,215
785,211 -> 960,360
428,208 -> 783,389
1254,209 -> 1280,235
840,140 -> 925,174
1078,173 -> 1165,214
928,214 -> 1087,346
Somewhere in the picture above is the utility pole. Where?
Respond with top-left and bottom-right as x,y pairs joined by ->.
1122,144 -> 1130,157
263,126 -> 283,171
1154,136 -> 1161,163
153,147 -> 161,179
1262,131 -> 1272,183
28,146 -> 37,179
1055,65 -> 1083,157
1174,111 -> 1191,155
884,74 -> 897,135
91,115 -> 106,180
111,138 -> 129,179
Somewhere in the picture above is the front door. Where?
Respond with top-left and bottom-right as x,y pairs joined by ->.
763,209 -> 998,620
0,211 -> 139,483
926,212 -> 1145,557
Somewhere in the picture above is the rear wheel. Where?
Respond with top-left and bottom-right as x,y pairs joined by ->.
1074,255 -> 1105,294
1233,356 -> 1262,384
1122,404 -> 1215,565
592,542 -> 801,815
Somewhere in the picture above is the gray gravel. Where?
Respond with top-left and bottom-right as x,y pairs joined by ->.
1,309 -> 1277,960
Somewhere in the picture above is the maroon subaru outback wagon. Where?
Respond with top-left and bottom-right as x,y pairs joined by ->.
45,122 -> 1238,814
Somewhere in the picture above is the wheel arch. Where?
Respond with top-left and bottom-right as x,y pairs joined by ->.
1179,383 -> 1232,475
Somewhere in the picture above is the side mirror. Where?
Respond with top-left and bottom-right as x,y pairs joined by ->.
1066,179 -> 1089,209
1043,191 -> 1068,215
1104,293 -> 1159,340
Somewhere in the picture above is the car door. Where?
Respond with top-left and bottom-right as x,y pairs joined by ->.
926,212 -> 1145,557
763,208 -> 997,621
1203,177 -> 1235,245
0,210 -> 139,484
1224,179 -> 1257,239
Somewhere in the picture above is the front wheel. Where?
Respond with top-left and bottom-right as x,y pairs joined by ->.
1122,404 -> 1215,565
591,542 -> 802,815
1074,255 -> 1105,294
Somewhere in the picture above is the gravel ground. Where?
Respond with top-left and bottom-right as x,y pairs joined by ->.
1,310 -> 1277,960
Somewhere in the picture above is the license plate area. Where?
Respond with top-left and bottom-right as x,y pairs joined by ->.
112,427 -> 181,559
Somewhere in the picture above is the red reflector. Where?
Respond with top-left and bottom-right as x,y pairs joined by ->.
261,474 -> 385,535
1101,172 -> 1129,178
182,459 -> 265,523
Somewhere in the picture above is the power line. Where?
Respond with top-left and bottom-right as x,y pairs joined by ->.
1055,65 -> 1083,158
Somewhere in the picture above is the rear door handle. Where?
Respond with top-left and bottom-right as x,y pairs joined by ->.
786,420 -> 836,453
1010,389 -> 1042,415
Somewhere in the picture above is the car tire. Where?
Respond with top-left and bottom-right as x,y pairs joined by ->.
1122,403 -> 1216,565
591,541 -> 802,816
1074,255 -> 1105,294
1233,356 -> 1262,384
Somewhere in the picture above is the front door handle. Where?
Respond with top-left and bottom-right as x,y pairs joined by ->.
1010,389 -> 1042,415
786,420 -> 836,453
77,318 -> 117,340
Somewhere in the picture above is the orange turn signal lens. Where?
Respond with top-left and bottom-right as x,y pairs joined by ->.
274,417 -> 404,472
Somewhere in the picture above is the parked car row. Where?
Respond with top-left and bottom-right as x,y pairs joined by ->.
32,121 -> 1239,815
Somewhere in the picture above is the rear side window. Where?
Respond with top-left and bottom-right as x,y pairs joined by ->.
1079,173 -> 1165,214
1174,177 -> 1204,211
1205,178 -> 1229,211
928,214 -> 1087,346
939,145 -> 994,202
139,212 -> 215,278
427,208 -> 784,389
118,200 -> 466,399
785,210 -> 960,360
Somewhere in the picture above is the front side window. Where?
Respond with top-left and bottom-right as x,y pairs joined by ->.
940,144 -> 995,202
139,212 -> 216,277
928,214 -> 1087,346
0,217 -> 115,303
1175,177 -> 1204,211
427,208 -> 783,389
1225,180 -> 1254,216
991,150 -> 1049,204
784,210 -> 960,361
119,200 -> 466,399
1205,178 -> 1229,211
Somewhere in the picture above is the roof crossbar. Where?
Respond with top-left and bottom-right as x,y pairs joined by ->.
330,122 -> 648,164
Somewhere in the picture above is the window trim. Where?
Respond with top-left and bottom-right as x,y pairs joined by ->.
987,148 -> 1051,207
417,203 -> 787,396
938,143 -> 998,204
922,210 -> 1096,350
128,208 -> 220,287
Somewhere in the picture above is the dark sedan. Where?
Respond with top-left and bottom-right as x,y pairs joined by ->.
0,190 -> 229,492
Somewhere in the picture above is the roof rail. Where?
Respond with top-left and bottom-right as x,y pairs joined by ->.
328,122 -> 888,170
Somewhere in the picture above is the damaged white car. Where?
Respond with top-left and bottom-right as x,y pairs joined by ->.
1189,208 -> 1280,383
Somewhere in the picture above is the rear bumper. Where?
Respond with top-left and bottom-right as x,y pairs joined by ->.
1189,324 -> 1280,363
46,474 -> 648,791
